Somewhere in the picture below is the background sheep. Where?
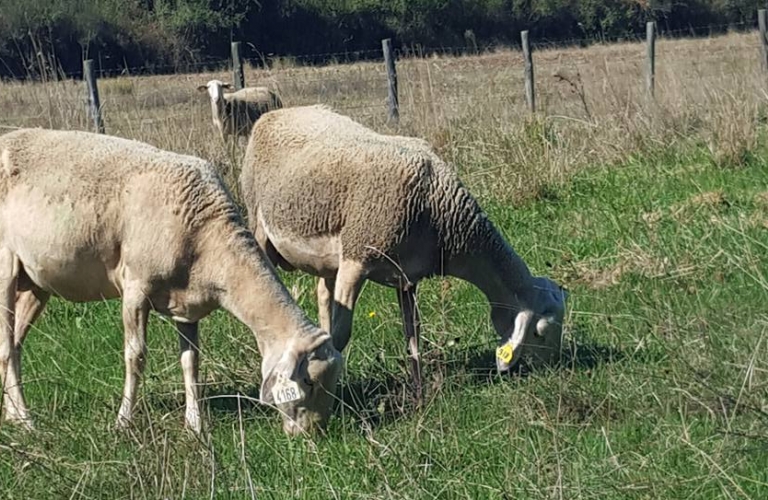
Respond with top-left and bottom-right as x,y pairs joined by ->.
240,105 -> 567,400
0,128 -> 341,436
197,79 -> 283,141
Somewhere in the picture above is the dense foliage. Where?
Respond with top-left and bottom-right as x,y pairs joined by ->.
0,0 -> 763,78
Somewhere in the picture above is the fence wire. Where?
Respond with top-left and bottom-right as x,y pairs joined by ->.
0,22 -> 765,132
2,19 -> 756,82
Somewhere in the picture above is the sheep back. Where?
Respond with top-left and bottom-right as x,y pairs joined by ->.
0,129 -> 244,297
241,105 -> 492,268
223,87 -> 283,136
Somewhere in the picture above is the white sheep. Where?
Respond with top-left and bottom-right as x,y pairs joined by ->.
197,79 -> 283,141
240,105 -> 568,400
0,128 -> 341,436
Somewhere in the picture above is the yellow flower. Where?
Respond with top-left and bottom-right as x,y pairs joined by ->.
368,311 -> 376,318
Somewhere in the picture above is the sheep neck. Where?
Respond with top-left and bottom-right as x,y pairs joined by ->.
209,221 -> 317,353
211,97 -> 227,127
426,174 -> 534,306
445,220 -> 534,310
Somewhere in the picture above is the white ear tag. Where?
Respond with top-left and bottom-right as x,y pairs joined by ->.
271,375 -> 303,405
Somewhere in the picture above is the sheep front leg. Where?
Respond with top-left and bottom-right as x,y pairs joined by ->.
330,261 -> 366,351
115,288 -> 149,429
0,250 -> 31,427
397,282 -> 422,406
177,321 -> 201,433
317,277 -> 335,334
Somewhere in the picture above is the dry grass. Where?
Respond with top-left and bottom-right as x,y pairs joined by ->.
1,31 -> 765,204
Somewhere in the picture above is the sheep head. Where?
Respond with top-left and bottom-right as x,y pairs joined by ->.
259,330 -> 342,437
197,80 -> 233,104
492,276 -> 568,372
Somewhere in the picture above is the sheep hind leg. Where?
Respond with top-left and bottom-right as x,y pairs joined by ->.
14,286 -> 50,347
0,249 -> 31,428
330,261 -> 366,352
317,277 -> 335,334
5,286 -> 50,428
397,282 -> 423,407
177,321 -> 201,434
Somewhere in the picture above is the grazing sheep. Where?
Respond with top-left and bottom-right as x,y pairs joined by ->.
197,80 -> 283,141
240,105 -> 567,400
0,128 -> 341,436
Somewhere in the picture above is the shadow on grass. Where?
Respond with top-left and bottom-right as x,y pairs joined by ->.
203,385 -> 267,416
184,371 -> 414,432
182,331 -> 633,431
448,330 -> 628,385
332,329 -> 634,430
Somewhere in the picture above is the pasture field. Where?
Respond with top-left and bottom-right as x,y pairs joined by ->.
0,32 -> 767,498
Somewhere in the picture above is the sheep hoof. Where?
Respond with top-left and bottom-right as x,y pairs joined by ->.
113,415 -> 133,432
185,411 -> 202,435
4,414 -> 35,431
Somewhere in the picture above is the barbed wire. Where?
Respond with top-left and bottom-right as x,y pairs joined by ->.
8,19 -> 758,82
3,68 -> 764,130
395,21 -> 755,57
0,20 -> 764,128
255,48 -> 384,62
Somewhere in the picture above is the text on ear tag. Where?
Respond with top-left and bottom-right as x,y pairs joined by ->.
496,344 -> 514,364
271,376 -> 303,405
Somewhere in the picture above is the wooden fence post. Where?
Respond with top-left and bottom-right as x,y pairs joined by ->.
231,41 -> 245,90
759,10 -> 768,72
464,29 -> 478,55
646,21 -> 656,97
521,30 -> 535,113
382,38 -> 399,123
83,59 -> 105,134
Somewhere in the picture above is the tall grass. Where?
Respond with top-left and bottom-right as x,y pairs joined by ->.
1,32 -> 765,202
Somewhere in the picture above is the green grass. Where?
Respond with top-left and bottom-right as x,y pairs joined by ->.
1,150 -> 767,499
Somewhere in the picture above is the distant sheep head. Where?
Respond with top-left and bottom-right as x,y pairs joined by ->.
197,79 -> 232,103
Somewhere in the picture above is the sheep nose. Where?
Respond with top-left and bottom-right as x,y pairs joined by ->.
283,420 -> 303,437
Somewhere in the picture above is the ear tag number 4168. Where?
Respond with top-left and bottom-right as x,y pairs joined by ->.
271,376 -> 303,405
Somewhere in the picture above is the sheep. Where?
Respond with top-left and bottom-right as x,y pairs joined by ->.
197,80 -> 283,142
0,128 -> 342,436
240,105 -> 568,401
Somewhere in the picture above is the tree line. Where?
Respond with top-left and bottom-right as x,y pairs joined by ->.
0,0 -> 763,79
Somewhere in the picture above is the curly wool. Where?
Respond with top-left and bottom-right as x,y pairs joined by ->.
0,128 -> 260,300
241,105 -> 504,276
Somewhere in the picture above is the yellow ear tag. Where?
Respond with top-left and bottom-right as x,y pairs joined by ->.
496,344 -> 514,364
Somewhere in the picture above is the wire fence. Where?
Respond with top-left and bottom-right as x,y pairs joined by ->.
0,18 -> 766,137
0,19 -> 756,81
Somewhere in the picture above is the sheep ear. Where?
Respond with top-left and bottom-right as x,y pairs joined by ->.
259,373 -> 276,404
496,310 -> 532,372
260,349 -> 305,405
196,85 -> 208,92
222,83 -> 233,90
299,331 -> 333,355
259,332 -> 331,404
